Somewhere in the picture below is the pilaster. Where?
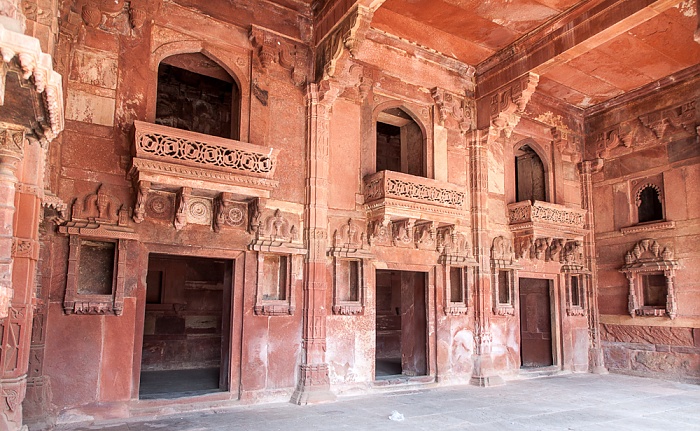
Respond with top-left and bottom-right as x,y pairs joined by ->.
467,128 -> 504,387
578,159 -> 607,374
291,83 -> 335,404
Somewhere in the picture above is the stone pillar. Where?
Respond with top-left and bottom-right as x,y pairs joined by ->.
0,126 -> 26,431
0,4 -> 63,429
468,128 -> 504,387
290,83 -> 336,404
578,159 -> 607,374
0,127 -> 22,318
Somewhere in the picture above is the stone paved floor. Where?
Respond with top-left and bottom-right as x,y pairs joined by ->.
54,374 -> 700,431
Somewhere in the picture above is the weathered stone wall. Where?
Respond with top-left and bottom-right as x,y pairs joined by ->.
38,0 -> 309,421
589,74 -> 700,383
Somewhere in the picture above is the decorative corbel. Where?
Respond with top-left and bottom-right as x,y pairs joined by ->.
173,187 -> 190,231
316,5 -> 374,81
132,180 -> 150,223
489,73 -> 539,138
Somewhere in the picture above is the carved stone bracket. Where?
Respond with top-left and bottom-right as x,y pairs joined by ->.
438,226 -> 476,265
620,239 -> 679,320
249,202 -> 305,254
489,73 -> 539,138
315,5 -> 374,81
431,87 -> 475,133
595,100 -> 696,159
328,218 -> 369,257
250,26 -> 309,87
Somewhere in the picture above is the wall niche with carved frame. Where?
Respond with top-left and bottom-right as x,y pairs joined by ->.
620,239 -> 679,320
249,202 -> 306,316
59,185 -> 138,315
438,227 -> 477,316
491,235 -> 519,316
621,174 -> 674,234
328,218 -> 371,316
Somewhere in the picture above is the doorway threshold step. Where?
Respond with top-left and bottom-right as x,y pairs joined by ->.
372,375 -> 435,388
518,365 -> 567,379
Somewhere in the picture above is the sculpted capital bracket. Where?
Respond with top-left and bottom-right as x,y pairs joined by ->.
250,26 -> 309,87
480,72 -> 539,139
314,5 -> 373,82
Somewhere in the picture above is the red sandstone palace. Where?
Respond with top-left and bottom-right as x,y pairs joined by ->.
0,0 -> 698,429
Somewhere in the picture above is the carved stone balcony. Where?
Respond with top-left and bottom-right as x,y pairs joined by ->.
129,121 -> 279,198
363,170 -> 467,226
507,200 -> 586,239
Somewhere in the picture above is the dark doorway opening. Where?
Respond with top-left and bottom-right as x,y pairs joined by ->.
375,270 -> 427,379
515,145 -> 546,202
519,278 -> 553,368
139,254 -> 232,399
376,108 -> 425,177
156,53 -> 240,140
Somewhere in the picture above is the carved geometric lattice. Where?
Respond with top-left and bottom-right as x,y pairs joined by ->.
365,174 -> 465,208
136,129 -> 274,174
508,201 -> 584,228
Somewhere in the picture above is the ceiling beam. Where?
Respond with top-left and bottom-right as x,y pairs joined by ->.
476,0 -> 683,99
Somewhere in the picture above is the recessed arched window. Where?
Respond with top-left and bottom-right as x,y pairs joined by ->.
515,145 -> 546,202
637,185 -> 663,223
156,53 -> 240,140
376,108 -> 425,177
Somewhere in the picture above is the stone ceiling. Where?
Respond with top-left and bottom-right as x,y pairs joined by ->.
371,0 -> 700,109
199,0 -> 699,110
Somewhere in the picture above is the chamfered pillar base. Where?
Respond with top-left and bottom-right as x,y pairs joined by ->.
470,353 -> 505,387
290,363 -> 336,405
0,375 -> 27,431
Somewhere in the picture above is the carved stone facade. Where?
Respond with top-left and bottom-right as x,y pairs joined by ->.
1,0 -> 698,429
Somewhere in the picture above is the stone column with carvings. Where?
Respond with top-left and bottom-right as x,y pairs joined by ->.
290,82 -> 336,404
578,159 -> 607,374
0,3 -> 63,429
467,128 -> 504,387
0,127 -> 22,318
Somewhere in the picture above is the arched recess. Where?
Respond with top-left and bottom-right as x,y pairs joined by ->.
148,41 -> 251,142
369,101 -> 432,179
634,183 -> 664,223
512,139 -> 552,203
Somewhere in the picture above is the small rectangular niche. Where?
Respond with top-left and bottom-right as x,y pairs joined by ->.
254,253 -> 295,316
566,273 -> 586,316
493,269 -> 516,316
642,273 -> 667,307
262,254 -> 288,300
445,266 -> 469,315
332,259 -> 365,315
78,240 -> 115,295
64,236 -> 126,315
